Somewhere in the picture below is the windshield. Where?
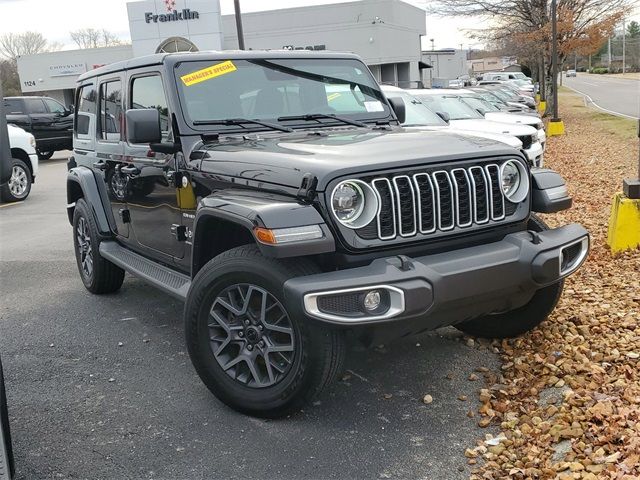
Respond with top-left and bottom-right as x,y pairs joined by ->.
414,94 -> 483,120
460,95 -> 500,113
175,58 -> 391,131
473,90 -> 506,106
384,90 -> 446,126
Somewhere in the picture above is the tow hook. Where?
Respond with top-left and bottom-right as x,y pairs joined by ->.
529,230 -> 543,245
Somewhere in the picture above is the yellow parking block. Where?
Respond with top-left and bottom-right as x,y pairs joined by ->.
607,192 -> 640,253
547,120 -> 565,136
538,101 -> 546,115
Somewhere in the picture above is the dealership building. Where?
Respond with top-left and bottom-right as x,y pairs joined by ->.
16,0 -> 427,105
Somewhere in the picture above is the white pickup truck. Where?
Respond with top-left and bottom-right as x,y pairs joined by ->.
2,124 -> 38,202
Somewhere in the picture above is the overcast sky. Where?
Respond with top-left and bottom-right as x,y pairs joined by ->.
0,0 -> 487,51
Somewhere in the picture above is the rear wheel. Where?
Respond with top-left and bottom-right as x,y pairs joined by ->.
185,245 -> 345,418
455,215 -> 564,339
72,199 -> 125,294
0,159 -> 32,202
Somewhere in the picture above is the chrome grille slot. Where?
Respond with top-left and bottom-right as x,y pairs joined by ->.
362,160 -> 523,241
469,166 -> 489,224
433,171 -> 455,231
372,178 -> 396,240
451,169 -> 472,227
392,175 -> 417,237
412,173 -> 436,233
485,164 -> 505,220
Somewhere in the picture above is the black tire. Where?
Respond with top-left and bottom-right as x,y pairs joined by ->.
455,215 -> 564,339
0,158 -> 32,202
36,149 -> 54,160
72,199 -> 125,294
0,356 -> 15,478
185,245 -> 345,418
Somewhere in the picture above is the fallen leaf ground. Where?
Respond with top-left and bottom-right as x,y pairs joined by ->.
468,91 -> 640,480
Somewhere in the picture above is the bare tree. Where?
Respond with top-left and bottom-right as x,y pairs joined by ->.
0,31 -> 52,61
70,28 -> 123,49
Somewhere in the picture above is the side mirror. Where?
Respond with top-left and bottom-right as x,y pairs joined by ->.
436,111 -> 450,123
66,105 -> 74,116
387,96 -> 406,124
126,108 -> 162,144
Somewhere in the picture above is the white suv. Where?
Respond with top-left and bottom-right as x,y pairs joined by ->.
2,124 -> 38,202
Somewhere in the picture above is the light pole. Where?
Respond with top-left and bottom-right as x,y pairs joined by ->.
622,18 -> 626,75
0,80 -> 13,187
234,0 -> 245,50
548,0 -> 564,135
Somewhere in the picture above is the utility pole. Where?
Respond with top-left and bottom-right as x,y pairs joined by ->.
622,18 -> 626,74
608,37 -> 612,69
548,0 -> 564,135
0,80 -> 13,187
234,0 -> 245,50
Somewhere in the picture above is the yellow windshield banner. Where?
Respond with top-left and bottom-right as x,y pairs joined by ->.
181,61 -> 237,86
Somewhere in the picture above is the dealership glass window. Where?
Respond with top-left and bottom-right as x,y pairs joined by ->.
130,75 -> 170,139
44,98 -> 66,114
24,98 -> 47,114
99,80 -> 123,141
76,85 -> 97,137
3,99 -> 24,114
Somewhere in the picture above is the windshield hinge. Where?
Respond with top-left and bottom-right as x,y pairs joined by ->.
297,173 -> 318,204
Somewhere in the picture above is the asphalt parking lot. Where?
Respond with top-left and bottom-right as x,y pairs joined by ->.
0,153 -> 499,480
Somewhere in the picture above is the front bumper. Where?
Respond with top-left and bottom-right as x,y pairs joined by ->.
524,141 -> 544,168
283,223 -> 589,329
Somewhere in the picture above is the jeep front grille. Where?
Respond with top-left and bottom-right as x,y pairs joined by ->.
367,163 -> 510,241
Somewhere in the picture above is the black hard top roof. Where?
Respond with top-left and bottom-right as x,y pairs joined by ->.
77,50 -> 363,83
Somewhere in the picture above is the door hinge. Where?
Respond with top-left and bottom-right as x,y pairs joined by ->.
171,224 -> 187,242
119,208 -> 131,223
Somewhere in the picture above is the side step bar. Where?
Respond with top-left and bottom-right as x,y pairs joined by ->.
99,241 -> 191,300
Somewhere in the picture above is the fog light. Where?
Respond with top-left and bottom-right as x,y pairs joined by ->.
363,290 -> 381,311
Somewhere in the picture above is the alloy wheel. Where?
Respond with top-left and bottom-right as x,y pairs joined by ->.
76,217 -> 93,279
208,284 -> 295,388
8,165 -> 28,198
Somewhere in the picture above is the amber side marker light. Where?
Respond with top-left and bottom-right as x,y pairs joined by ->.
254,225 -> 324,245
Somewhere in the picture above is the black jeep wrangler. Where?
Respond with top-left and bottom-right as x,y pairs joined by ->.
66,51 -> 589,417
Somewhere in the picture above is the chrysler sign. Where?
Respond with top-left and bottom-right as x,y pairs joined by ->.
49,63 -> 86,77
145,9 -> 200,23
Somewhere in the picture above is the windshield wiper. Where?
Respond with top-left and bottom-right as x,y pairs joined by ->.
277,113 -> 368,128
192,118 -> 293,133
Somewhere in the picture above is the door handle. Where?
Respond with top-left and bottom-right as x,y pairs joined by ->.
120,165 -> 140,176
93,160 -> 107,170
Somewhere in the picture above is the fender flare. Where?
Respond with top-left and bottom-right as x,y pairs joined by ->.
66,166 -> 114,234
192,191 -> 335,272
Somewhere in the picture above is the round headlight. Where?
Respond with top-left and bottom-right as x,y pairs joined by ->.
500,160 -> 529,203
332,181 -> 364,223
331,179 -> 379,229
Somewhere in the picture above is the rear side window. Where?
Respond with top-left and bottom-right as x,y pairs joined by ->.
76,85 -> 97,137
130,75 -> 170,139
44,98 -> 66,114
99,80 -> 123,141
3,99 -> 24,114
24,98 -> 47,114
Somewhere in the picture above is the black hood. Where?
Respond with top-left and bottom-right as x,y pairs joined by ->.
195,127 -> 519,191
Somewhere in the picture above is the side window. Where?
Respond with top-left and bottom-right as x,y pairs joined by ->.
44,98 -> 66,114
24,98 -> 47,114
3,99 -> 24,114
99,80 -> 123,142
130,75 -> 170,140
76,85 -> 97,138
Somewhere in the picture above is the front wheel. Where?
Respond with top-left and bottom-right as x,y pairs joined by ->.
0,158 -> 32,202
455,215 -> 564,339
185,245 -> 345,418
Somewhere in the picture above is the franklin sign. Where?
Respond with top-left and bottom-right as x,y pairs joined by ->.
145,9 -> 200,23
